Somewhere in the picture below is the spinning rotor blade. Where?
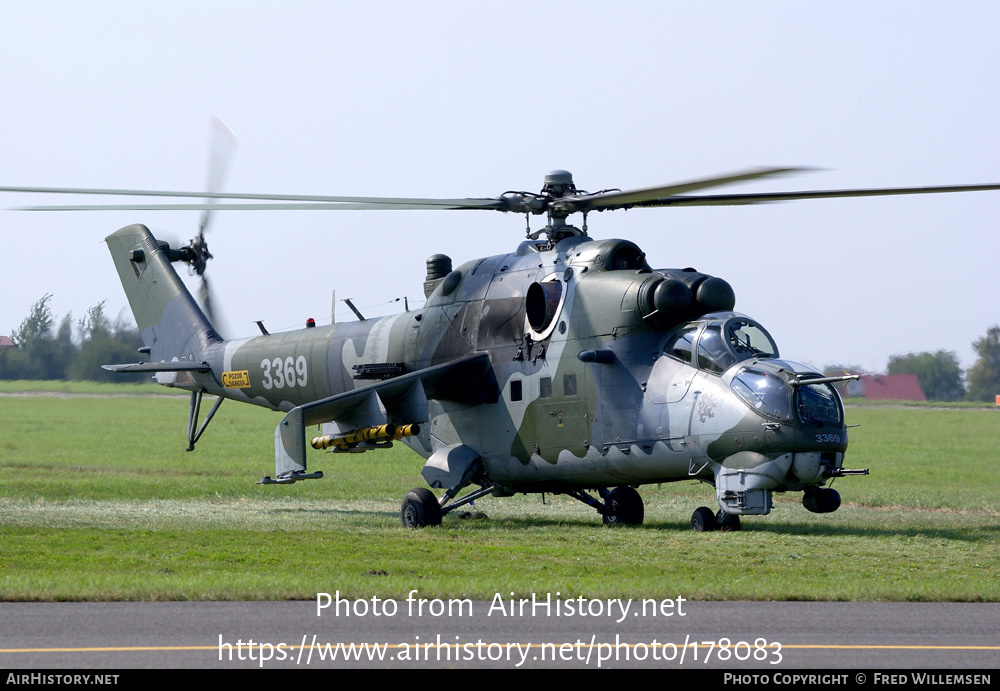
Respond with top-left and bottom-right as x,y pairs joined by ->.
569,167 -> 807,210
624,182 -> 1000,207
187,117 -> 236,336
6,169 -> 1000,216
2,169 -> 805,213
2,186 -> 506,210
199,274 -> 216,329
13,202 -> 494,211
199,116 -> 238,238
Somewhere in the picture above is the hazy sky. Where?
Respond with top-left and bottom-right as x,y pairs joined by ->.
1,1 -> 998,374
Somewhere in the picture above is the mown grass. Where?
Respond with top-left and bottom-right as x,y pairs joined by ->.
0,383 -> 998,601
0,379 -> 187,396
844,397 -> 997,409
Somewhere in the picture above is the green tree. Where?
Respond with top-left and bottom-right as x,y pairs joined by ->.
1,294 -> 72,380
68,305 -> 143,382
886,350 -> 964,402
966,325 -> 1000,402
10,294 -> 54,348
77,300 -> 108,342
48,313 -> 77,378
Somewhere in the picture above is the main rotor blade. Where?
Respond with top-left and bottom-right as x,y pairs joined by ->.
8,173 -> 1000,213
13,202 -> 496,211
0,185 -> 505,209
573,167 -> 808,210
628,182 -> 1000,207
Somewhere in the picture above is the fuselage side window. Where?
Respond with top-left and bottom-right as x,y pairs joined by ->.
540,377 -> 552,399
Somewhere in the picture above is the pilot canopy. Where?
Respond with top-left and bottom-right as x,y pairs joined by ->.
663,312 -> 778,374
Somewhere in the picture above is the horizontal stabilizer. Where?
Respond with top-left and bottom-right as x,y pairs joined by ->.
102,361 -> 212,373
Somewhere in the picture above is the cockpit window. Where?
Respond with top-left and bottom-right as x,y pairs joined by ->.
698,317 -> 778,374
664,324 -> 698,363
727,320 -> 777,358
666,315 -> 779,374
697,325 -> 737,373
732,367 -> 792,420
797,382 -> 843,425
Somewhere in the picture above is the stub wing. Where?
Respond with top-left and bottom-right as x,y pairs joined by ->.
264,352 -> 497,483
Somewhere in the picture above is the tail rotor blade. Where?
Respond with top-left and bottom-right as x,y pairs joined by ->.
199,117 -> 238,239
197,274 -> 228,339
192,118 -> 236,337
199,275 -> 214,325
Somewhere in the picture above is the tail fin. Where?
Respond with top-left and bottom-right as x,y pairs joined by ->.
106,224 -> 222,364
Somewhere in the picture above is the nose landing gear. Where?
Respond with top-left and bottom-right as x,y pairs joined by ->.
690,507 -> 742,532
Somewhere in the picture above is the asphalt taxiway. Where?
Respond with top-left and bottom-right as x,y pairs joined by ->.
2,600 -> 997,669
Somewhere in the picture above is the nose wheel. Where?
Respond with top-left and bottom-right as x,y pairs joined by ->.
691,507 -> 742,532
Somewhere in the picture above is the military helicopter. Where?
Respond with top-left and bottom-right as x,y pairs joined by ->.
5,165 -> 1000,531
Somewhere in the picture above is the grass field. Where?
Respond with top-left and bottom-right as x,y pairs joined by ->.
1,382 -> 998,602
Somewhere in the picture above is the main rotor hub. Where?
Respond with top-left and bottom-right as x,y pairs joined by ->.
542,169 -> 576,198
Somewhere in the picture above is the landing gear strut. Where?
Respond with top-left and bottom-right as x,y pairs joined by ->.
185,389 -> 224,451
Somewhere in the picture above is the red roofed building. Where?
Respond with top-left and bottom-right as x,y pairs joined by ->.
845,373 -> 926,401
0,336 -> 14,348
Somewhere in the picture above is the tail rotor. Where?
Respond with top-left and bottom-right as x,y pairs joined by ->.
183,116 -> 237,329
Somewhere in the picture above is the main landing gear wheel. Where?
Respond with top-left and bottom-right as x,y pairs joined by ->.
602,486 -> 644,527
401,488 -> 442,528
691,506 -> 717,532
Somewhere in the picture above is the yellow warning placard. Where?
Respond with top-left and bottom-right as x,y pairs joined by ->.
222,370 -> 251,388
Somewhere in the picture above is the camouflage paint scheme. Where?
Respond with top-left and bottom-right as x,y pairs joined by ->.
106,223 -> 857,525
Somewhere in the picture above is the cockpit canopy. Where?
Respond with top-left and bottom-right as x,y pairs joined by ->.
663,312 -> 778,374
730,359 -> 844,425
662,312 -> 844,425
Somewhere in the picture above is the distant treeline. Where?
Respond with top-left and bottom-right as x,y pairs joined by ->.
0,295 -> 145,382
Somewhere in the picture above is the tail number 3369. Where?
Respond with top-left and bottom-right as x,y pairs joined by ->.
260,356 -> 308,389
